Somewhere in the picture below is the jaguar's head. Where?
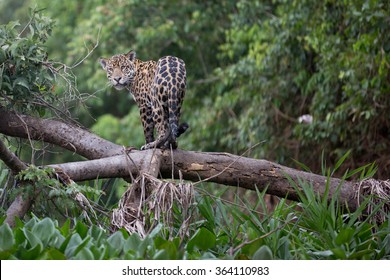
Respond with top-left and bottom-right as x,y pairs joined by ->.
99,50 -> 136,90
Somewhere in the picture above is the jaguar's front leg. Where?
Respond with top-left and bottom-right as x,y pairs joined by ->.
141,122 -> 169,150
139,105 -> 155,148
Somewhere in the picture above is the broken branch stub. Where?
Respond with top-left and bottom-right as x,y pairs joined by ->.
111,149 -> 195,236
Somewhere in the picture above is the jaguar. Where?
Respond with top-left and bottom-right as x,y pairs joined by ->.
99,50 -> 188,150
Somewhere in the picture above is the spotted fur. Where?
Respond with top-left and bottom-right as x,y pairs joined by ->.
99,50 -> 188,150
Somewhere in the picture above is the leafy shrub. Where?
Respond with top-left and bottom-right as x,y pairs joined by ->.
0,9 -> 56,115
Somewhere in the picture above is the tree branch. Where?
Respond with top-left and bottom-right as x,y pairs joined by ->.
49,149 -> 359,211
0,138 -> 32,227
0,138 -> 27,173
0,107 -> 123,159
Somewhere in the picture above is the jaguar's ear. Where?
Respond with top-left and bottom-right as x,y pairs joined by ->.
99,58 -> 107,70
126,50 -> 136,62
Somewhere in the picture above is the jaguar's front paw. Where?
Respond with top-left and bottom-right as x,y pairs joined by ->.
140,144 -> 148,150
141,142 -> 154,150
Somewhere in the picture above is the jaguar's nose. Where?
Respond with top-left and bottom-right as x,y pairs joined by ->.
113,76 -> 121,83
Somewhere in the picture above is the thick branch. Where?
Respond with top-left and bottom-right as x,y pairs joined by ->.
50,149 -> 162,181
0,107 -> 123,159
0,138 -> 30,227
49,149 -> 358,211
161,150 -> 358,210
0,138 -> 27,173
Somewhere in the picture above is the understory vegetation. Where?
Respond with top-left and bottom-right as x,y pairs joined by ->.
1,176 -> 389,260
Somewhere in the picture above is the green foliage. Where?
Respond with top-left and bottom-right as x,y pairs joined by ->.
207,0 -> 390,174
5,165 -> 106,225
289,179 -> 390,259
0,9 -> 56,114
16,165 -> 56,186
1,178 -> 389,260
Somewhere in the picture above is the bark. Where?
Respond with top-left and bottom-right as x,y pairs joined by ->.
160,150 -> 358,210
49,149 -> 163,181
5,194 -> 33,228
0,107 -> 123,159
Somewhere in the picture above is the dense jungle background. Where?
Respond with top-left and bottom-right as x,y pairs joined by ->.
0,0 -> 389,260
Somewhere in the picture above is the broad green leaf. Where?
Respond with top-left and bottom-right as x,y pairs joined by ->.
0,251 -> 13,259
240,238 -> 264,258
149,223 -> 163,238
60,219 -> 71,236
64,233 -> 83,257
88,224 -> 106,245
20,243 -> 43,260
200,252 -> 217,259
154,239 -> 177,260
277,236 -> 291,259
24,216 -> 38,229
45,248 -> 67,260
74,220 -> 88,239
136,236 -> 153,259
73,236 -> 91,257
14,228 -> 26,246
90,245 -> 106,260
124,233 -> 142,253
107,231 -> 125,257
335,228 -> 354,246
252,245 -> 273,260
331,247 -> 347,259
0,215 -> 6,226
23,228 -> 43,249
153,249 -> 170,260
0,223 -> 15,251
187,227 -> 216,252
73,247 -> 95,260
6,20 -> 20,31
13,77 -> 30,90
32,217 -> 56,246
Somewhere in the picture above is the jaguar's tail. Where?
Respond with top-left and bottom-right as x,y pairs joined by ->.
176,122 -> 189,137
169,121 -> 189,139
